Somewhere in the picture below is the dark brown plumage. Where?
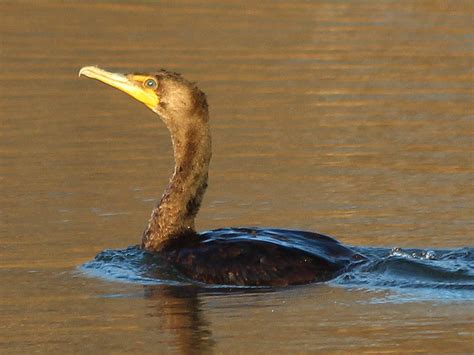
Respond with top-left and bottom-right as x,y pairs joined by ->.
79,66 -> 362,286
162,228 -> 359,286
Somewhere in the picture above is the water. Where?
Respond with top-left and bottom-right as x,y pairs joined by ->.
1,0 -> 473,353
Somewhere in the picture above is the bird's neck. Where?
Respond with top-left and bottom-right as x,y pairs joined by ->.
142,118 -> 211,252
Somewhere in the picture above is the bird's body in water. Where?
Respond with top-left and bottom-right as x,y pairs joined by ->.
79,66 -> 362,286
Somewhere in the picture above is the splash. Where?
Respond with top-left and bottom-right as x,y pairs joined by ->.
80,245 -> 474,302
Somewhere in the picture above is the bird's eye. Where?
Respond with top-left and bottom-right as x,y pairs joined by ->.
144,78 -> 158,89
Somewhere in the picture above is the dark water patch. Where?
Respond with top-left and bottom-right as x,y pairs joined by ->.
334,246 -> 474,302
80,244 -> 474,302
81,246 -> 189,286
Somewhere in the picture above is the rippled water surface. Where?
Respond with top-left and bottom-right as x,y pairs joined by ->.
82,243 -> 474,303
1,0 -> 473,353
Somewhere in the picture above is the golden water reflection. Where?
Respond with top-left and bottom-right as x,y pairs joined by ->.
1,0 -> 473,352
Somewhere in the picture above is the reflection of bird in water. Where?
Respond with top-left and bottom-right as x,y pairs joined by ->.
143,286 -> 214,353
79,66 -> 362,286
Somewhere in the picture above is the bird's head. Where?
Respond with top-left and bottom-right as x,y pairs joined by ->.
79,66 -> 208,128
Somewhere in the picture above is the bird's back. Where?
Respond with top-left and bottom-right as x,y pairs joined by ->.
163,228 -> 361,286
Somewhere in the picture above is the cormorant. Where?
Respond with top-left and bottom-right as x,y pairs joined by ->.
79,66 -> 362,286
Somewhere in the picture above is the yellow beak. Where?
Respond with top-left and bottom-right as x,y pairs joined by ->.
79,66 -> 159,110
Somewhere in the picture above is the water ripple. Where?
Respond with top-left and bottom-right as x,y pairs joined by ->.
80,245 -> 474,302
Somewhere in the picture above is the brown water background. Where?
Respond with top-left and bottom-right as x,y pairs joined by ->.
1,0 -> 473,353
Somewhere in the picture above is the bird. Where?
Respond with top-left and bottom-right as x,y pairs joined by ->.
79,66 -> 363,287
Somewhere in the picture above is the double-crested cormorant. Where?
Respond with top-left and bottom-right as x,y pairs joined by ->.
79,66 -> 362,286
